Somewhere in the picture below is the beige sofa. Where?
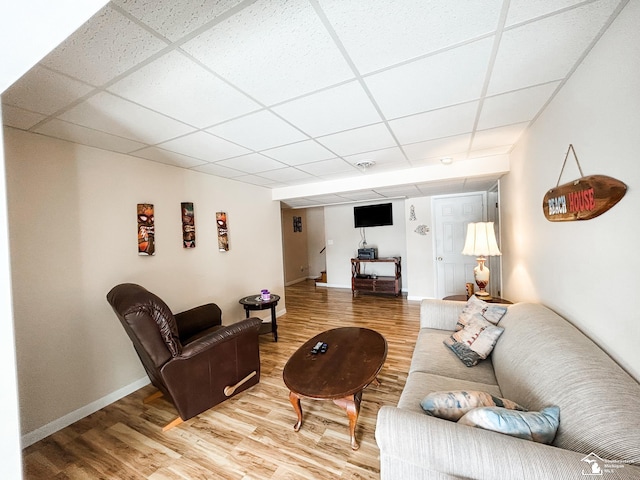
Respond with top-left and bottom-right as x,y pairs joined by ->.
375,299 -> 640,479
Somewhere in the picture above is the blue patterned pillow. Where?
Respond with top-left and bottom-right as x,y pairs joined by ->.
420,390 -> 526,421
458,406 -> 560,444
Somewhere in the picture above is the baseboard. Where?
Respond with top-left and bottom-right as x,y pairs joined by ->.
21,376 -> 150,448
284,277 -> 308,286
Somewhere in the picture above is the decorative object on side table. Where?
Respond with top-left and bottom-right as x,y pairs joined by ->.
462,222 -> 501,299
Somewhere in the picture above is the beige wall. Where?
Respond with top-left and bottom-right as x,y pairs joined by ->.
4,128 -> 285,443
500,2 -> 640,381
281,208 -> 309,284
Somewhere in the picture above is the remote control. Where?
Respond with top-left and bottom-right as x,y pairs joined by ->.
311,341 -> 323,354
319,342 -> 328,353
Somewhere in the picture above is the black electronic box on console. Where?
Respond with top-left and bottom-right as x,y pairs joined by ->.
357,248 -> 378,260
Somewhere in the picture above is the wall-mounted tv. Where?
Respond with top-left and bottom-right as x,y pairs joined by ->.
354,203 -> 393,228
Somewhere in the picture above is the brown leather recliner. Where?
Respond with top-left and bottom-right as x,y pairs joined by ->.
106,283 -> 262,430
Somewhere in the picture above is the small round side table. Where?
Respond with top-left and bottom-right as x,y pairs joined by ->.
239,294 -> 280,342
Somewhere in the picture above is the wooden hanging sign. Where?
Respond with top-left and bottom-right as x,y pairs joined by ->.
543,175 -> 627,221
543,144 -> 627,222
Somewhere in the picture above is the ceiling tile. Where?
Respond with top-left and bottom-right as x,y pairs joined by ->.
296,158 -> 358,176
365,38 -> 493,119
257,167 -> 316,183
316,123 -> 397,156
1,104 -> 46,130
2,66 -> 94,115
403,134 -> 472,163
478,82 -> 560,130
108,51 -> 260,128
159,131 -> 250,162
132,146 -> 207,168
488,0 -> 620,94
230,174 -> 278,187
112,0 -> 244,41
319,0 -> 503,74
344,146 -> 410,170
468,145 -> 512,158
181,0 -> 354,105
34,118 -> 148,153
40,6 -> 167,86
273,80 -> 381,137
389,102 -> 478,145
207,110 -> 307,151
216,153 -> 288,174
261,140 -> 335,165
190,162 -> 245,178
471,122 -> 529,151
506,0 -> 584,26
59,91 -> 195,144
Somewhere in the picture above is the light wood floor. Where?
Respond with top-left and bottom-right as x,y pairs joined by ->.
23,281 -> 421,479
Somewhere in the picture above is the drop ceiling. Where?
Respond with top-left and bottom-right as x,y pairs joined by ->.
1,0 -> 626,208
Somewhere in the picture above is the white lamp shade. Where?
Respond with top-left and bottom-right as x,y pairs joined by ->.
462,222 -> 501,256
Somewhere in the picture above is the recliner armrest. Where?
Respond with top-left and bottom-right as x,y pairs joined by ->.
178,317 -> 262,359
175,303 -> 222,343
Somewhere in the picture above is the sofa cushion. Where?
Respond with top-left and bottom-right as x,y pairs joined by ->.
398,371 -> 502,415
492,303 -> 640,465
458,406 -> 560,445
420,390 -> 525,421
410,328 -> 498,386
456,295 -> 508,330
444,316 -> 504,367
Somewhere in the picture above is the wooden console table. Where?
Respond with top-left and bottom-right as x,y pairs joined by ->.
351,257 -> 401,297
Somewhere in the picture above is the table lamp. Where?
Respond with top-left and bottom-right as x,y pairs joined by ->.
462,222 -> 501,299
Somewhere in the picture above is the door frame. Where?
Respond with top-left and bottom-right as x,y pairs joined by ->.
431,189 -> 502,299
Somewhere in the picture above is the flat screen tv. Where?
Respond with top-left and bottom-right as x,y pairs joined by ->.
354,203 -> 393,228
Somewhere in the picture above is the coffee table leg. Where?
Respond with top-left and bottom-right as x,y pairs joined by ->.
289,391 -> 303,431
333,391 -> 362,450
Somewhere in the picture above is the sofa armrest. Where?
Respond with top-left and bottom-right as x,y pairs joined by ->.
420,299 -> 465,330
175,303 -> 222,343
376,406 -> 640,480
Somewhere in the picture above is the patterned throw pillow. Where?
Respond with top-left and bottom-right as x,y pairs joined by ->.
458,406 -> 560,444
420,390 -> 526,421
445,314 -> 504,366
456,295 -> 508,331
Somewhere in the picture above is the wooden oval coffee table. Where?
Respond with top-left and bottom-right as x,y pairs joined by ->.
283,327 -> 387,450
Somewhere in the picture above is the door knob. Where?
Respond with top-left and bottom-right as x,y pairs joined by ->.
437,257 -> 443,261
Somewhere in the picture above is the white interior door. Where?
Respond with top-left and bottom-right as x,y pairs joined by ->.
433,194 -> 485,298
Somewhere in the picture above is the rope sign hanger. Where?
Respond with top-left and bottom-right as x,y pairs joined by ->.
555,144 -> 584,187
542,144 -> 627,222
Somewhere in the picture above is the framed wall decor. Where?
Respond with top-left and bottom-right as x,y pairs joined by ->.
181,202 -> 195,248
293,215 -> 302,232
137,203 -> 155,255
216,212 -> 229,251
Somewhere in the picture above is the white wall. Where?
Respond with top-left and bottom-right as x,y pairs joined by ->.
4,128 -> 285,444
324,200 -> 406,288
1,2 -> 109,473
0,109 -> 22,478
501,2 -> 640,381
